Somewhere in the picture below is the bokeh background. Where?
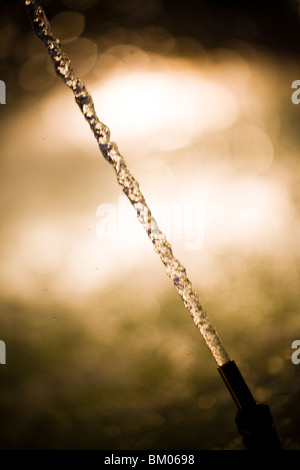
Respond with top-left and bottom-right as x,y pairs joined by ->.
0,0 -> 300,450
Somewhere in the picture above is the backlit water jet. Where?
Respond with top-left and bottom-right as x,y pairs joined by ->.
22,0 -> 283,451
21,0 -> 230,367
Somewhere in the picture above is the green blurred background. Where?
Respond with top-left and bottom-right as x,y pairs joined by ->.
0,0 -> 300,449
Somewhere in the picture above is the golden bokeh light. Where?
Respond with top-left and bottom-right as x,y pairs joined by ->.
1,44 -> 296,302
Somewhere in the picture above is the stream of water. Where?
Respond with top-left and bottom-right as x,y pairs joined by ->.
22,0 -> 231,367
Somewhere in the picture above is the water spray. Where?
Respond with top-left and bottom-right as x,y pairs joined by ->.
22,0 -> 282,450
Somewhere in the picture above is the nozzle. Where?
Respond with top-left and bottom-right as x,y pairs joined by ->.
218,360 -> 282,450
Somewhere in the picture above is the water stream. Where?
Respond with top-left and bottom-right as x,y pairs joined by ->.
22,0 -> 230,367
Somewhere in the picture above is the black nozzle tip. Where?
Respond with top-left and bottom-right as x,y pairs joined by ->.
218,360 -> 282,450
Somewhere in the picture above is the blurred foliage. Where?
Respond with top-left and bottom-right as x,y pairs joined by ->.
0,283 -> 299,449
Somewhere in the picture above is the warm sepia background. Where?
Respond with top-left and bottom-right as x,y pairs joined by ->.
0,0 -> 300,449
